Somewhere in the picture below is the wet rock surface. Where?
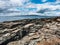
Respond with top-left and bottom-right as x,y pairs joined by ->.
0,17 -> 60,45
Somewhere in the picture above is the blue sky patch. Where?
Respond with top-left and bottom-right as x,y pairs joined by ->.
31,0 -> 56,4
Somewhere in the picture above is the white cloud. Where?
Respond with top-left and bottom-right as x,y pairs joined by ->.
0,1 -> 8,9
56,0 -> 60,2
0,0 -> 30,9
10,0 -> 30,6
0,0 -> 60,16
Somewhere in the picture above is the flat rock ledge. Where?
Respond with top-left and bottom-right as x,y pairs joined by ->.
0,17 -> 60,45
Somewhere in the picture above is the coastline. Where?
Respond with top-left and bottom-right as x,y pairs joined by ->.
0,15 -> 58,22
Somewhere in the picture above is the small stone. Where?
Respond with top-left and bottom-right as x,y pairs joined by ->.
28,33 -> 35,36
57,23 -> 60,26
24,23 -> 34,28
57,19 -> 60,22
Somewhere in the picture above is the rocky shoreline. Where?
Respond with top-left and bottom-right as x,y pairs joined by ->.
0,17 -> 60,45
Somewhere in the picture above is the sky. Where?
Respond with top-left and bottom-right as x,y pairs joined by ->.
0,0 -> 60,16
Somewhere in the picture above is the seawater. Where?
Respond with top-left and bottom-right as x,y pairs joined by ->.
0,15 -> 53,22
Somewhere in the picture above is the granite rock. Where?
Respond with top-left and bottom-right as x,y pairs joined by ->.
0,17 -> 60,45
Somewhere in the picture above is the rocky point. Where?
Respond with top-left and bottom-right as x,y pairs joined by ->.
0,17 -> 60,45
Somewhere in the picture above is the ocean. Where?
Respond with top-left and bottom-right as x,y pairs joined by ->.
0,15 -> 55,22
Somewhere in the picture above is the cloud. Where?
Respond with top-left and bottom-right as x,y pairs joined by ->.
33,0 -> 60,16
0,0 -> 30,13
0,0 -> 30,9
0,1 -> 8,9
0,0 -> 60,16
10,0 -> 30,6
